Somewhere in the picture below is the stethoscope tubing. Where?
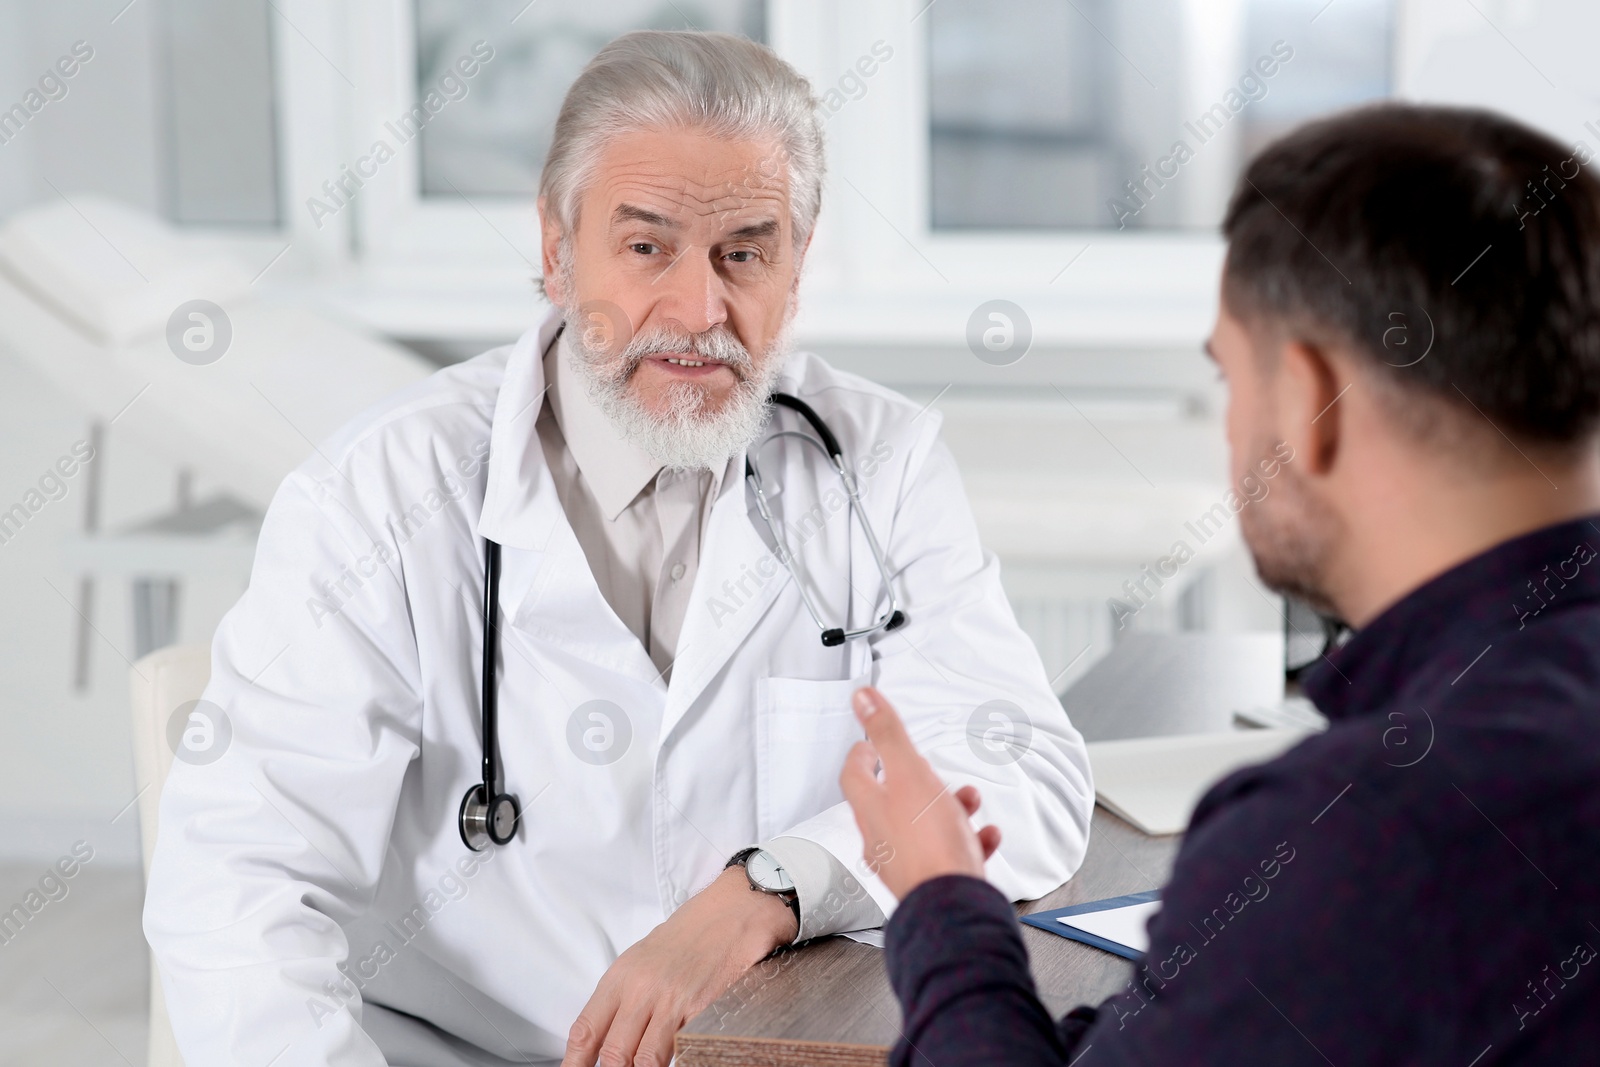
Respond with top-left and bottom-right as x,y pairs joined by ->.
479,538 -> 502,799
746,393 -> 905,644
464,390 -> 903,848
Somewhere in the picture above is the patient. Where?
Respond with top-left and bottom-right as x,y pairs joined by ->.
840,104 -> 1600,1065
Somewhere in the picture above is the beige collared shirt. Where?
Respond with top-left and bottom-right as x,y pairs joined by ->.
534,326 -> 884,940
536,328 -> 736,679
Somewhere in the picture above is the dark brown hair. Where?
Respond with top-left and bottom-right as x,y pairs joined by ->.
1223,104 -> 1600,445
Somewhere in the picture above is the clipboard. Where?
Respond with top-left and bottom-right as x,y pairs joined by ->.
1020,889 -> 1161,961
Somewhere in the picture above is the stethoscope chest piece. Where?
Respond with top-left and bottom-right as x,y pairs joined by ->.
459,783 -> 520,852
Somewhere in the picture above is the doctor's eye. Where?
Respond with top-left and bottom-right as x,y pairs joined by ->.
724,249 -> 759,263
628,242 -> 662,256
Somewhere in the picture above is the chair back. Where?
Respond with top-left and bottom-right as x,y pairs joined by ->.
130,643 -> 211,1067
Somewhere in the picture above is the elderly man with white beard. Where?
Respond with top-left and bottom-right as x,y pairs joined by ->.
143,29 -> 1093,1067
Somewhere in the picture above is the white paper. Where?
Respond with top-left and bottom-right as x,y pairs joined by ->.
840,928 -> 886,948
1056,899 -> 1163,955
1088,728 -> 1311,835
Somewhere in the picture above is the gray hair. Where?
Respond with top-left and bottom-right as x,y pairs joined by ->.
540,30 -> 825,254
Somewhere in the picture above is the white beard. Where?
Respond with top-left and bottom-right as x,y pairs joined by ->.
561,289 -> 794,472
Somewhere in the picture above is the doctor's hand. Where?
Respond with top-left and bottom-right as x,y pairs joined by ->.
839,686 -> 1001,900
561,862 -> 798,1067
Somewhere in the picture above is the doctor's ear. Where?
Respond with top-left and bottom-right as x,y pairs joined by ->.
1278,338 -> 1346,478
537,196 -> 566,306
786,229 -> 814,292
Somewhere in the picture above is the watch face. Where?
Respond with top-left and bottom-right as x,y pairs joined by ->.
746,849 -> 795,892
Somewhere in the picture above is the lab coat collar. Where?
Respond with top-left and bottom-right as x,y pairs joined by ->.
475,309 -> 562,552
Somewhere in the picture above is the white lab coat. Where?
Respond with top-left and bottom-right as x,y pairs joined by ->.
144,311 -> 1094,1066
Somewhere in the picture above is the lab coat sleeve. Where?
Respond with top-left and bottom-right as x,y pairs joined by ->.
142,467 -> 424,1066
762,835 -> 884,939
772,420 -> 1095,919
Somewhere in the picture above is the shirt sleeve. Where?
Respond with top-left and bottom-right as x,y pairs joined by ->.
885,875 -> 1080,1067
762,835 -> 885,940
1065,754 -> 1437,1066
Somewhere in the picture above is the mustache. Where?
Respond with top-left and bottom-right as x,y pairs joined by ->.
617,324 -> 754,380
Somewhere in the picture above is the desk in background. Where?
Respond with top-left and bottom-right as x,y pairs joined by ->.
677,808 -> 1179,1067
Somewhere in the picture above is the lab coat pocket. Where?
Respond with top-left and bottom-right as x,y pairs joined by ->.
755,675 -> 869,841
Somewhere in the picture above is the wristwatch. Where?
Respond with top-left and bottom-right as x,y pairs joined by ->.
726,847 -> 801,935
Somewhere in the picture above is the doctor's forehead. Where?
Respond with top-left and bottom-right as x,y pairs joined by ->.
582,127 -> 791,237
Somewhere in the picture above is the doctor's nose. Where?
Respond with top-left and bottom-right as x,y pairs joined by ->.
652,246 -> 731,336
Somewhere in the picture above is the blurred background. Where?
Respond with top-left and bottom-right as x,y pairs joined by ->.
2,0 -> 1598,1061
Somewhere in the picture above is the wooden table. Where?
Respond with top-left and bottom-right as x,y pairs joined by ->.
676,808 -> 1180,1066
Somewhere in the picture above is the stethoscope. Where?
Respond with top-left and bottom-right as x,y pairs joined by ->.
459,391 -> 906,851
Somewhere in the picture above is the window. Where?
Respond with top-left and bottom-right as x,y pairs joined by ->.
283,0 -> 1413,348
414,0 -> 767,198
927,0 -> 1395,231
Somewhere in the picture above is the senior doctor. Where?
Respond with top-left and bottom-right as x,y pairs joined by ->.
144,30 -> 1092,1067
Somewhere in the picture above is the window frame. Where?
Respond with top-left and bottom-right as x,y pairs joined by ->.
271,0 -> 1418,351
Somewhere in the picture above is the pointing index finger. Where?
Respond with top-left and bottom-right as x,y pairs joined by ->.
852,687 -> 918,766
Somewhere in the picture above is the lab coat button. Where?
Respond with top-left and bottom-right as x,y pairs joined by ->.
670,563 -> 686,581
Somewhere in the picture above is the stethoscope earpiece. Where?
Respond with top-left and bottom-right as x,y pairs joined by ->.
750,393 -> 907,648
823,611 -> 904,646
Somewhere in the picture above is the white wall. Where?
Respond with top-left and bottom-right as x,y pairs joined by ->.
1398,0 -> 1600,143
3,0 -> 1600,864
0,1 -> 165,221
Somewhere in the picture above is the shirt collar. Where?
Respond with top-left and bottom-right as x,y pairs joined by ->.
1302,513 -> 1600,721
544,325 -> 665,521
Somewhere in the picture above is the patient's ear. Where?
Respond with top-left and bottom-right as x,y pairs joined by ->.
1279,338 -> 1345,477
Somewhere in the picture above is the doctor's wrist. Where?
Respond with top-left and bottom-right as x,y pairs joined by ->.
712,865 -> 800,953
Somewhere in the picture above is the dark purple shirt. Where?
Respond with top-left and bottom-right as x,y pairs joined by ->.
886,515 -> 1600,1066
